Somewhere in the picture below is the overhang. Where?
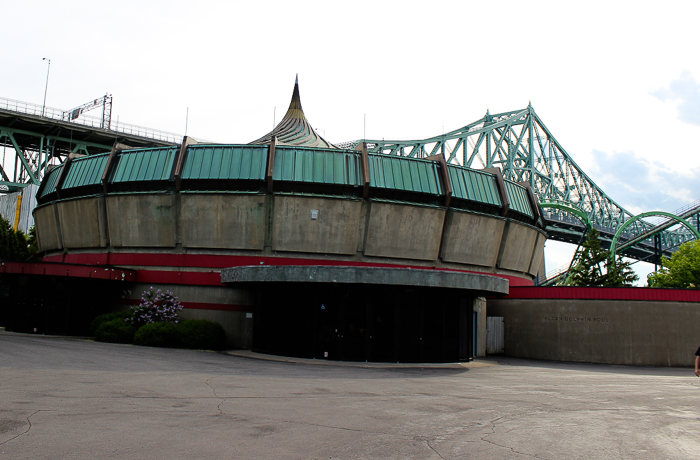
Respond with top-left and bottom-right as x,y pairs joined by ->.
221,265 -> 509,295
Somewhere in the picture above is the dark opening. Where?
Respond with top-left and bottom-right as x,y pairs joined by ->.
252,283 -> 473,363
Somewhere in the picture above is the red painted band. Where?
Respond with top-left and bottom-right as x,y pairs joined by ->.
0,261 -> 137,281
42,252 -> 534,287
505,286 -> 700,302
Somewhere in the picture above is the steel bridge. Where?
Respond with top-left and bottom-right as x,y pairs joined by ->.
1,97 -> 698,263
339,105 -> 699,262
0,96 -> 180,193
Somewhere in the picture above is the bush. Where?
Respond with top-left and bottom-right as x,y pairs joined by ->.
90,310 -> 131,334
94,318 -> 137,344
128,287 -> 183,327
134,322 -> 179,347
176,319 -> 226,350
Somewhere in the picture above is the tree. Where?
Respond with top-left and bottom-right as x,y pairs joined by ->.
564,228 -> 638,287
0,215 -> 30,261
648,240 -> 700,288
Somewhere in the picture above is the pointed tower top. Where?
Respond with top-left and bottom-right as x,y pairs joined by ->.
249,76 -> 335,149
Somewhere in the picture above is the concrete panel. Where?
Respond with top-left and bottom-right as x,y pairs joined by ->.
57,198 -> 103,248
33,204 -> 61,252
181,194 -> 266,250
271,196 -> 362,255
441,211 -> 505,268
488,298 -> 700,367
106,194 -> 176,247
473,297 -> 487,357
364,202 -> 445,261
498,222 -> 538,272
528,232 -> 547,276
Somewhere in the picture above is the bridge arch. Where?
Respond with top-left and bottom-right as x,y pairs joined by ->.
610,211 -> 700,258
540,202 -> 592,229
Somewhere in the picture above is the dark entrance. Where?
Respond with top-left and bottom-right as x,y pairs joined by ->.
252,283 -> 474,363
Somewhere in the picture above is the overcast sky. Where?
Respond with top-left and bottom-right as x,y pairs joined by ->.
3,1 -> 700,282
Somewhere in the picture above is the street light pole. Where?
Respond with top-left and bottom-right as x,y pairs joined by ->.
42,58 -> 51,117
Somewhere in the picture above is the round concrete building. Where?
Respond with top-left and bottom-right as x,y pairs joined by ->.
33,78 -> 546,362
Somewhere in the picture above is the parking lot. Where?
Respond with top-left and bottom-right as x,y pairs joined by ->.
1,332 -> 699,459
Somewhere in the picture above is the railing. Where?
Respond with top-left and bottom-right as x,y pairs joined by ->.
0,96 -> 182,144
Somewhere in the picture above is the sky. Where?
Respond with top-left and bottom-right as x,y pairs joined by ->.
3,0 -> 700,283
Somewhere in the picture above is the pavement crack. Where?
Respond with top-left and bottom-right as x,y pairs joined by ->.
425,439 -> 446,459
204,376 -> 224,415
0,410 -> 52,446
480,415 -> 549,459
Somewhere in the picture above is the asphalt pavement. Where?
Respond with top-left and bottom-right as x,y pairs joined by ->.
1,332 -> 699,459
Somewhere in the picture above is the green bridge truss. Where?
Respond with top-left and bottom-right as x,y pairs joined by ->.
340,105 -> 699,261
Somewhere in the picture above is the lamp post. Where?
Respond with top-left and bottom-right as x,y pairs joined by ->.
41,58 -> 51,117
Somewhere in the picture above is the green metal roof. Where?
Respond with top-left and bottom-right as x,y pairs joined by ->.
39,164 -> 63,199
505,180 -> 534,217
273,147 -> 362,186
182,145 -> 267,181
62,153 -> 110,190
110,147 -> 177,183
447,165 -> 502,207
368,154 -> 442,195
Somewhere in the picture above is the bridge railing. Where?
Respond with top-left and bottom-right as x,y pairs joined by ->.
0,96 -> 181,144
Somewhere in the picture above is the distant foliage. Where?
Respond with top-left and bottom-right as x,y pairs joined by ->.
565,228 -> 638,287
127,287 -> 183,327
648,241 -> 700,288
0,215 -> 30,261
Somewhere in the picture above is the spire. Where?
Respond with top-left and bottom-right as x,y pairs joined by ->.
249,76 -> 335,148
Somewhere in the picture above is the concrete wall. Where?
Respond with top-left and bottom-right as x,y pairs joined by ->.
364,202 -> 445,261
181,194 -> 266,250
488,298 -> 700,367
271,196 -> 362,255
37,193 -> 547,281
57,197 -> 104,248
497,222 -> 539,272
34,204 -> 61,251
106,194 -> 176,247
441,211 -> 505,267
528,233 -> 547,277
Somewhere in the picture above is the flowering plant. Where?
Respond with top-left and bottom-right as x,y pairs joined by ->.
127,287 -> 182,326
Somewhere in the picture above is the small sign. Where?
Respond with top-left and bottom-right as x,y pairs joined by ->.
310,209 -> 319,220
246,312 -> 253,318
324,352 -> 328,358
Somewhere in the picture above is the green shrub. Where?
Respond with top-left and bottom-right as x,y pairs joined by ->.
94,318 -> 137,344
134,322 -> 179,348
90,310 -> 131,334
176,319 -> 226,350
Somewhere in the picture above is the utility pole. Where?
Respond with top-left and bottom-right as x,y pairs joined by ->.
42,58 -> 51,117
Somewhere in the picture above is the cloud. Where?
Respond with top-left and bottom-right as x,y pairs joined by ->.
588,149 -> 700,213
651,70 -> 700,126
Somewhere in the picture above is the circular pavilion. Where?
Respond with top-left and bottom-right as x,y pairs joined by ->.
32,77 -> 546,362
